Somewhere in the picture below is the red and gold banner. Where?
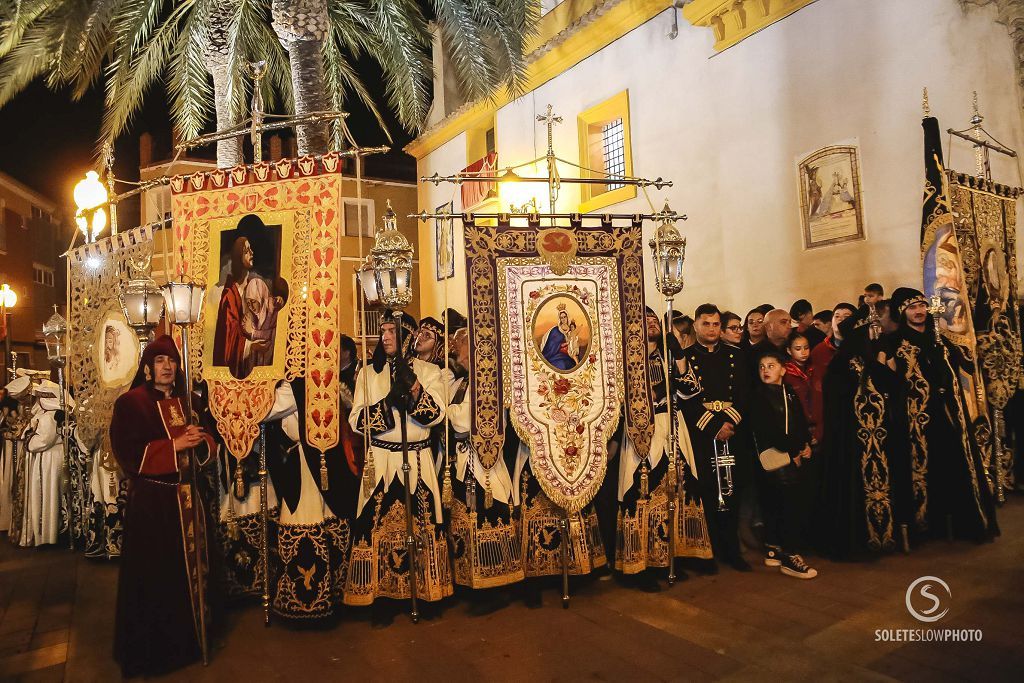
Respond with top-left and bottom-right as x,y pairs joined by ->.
171,154 -> 344,459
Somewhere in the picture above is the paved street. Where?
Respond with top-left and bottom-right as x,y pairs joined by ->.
2,499 -> 1022,682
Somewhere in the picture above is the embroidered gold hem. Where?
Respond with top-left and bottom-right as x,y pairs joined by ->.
343,498 -> 453,606
521,488 -> 606,577
448,498 -> 525,589
616,477 -> 712,574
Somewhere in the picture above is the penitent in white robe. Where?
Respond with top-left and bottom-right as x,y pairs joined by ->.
17,397 -> 65,547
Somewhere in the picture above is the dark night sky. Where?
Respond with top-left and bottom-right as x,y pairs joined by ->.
0,65 -> 416,212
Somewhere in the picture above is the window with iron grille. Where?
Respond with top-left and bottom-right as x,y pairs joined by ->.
601,118 -> 625,191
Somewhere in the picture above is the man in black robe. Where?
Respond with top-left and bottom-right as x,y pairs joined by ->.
879,288 -> 998,542
818,307 -> 911,559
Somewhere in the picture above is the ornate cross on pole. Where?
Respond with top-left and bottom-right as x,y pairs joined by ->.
970,91 -> 990,180
536,104 -> 563,223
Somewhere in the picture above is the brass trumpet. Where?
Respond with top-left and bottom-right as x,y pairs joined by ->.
713,439 -> 736,512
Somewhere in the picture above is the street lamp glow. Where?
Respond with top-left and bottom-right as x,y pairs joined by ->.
0,284 -> 17,309
73,171 -> 109,243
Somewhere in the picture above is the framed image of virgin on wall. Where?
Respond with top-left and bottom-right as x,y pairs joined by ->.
435,201 -> 455,280
203,211 -> 295,381
797,145 -> 866,249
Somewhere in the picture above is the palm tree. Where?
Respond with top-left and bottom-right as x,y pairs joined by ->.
0,0 -> 539,162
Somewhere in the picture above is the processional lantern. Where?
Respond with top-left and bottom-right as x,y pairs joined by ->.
357,200 -> 414,312
648,206 -> 686,297
119,261 -> 164,347
73,171 -> 109,244
42,307 -> 68,365
162,280 -> 206,326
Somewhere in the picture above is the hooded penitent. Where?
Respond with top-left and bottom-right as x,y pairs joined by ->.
370,311 -> 418,372
130,335 -> 186,395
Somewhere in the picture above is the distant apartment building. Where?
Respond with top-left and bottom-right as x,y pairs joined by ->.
0,170 -> 70,371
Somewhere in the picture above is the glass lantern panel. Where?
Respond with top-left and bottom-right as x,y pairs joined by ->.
358,268 -> 380,306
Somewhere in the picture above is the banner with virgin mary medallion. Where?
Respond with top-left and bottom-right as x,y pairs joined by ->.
465,216 -> 654,513
171,155 -> 344,460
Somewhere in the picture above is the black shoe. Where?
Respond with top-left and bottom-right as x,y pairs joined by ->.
779,553 -> 818,579
727,556 -> 752,572
764,545 -> 783,567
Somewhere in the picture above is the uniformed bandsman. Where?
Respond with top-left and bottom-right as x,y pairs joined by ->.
681,303 -> 752,571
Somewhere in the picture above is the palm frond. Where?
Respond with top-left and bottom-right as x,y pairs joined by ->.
0,22 -> 52,106
432,0 -> 496,104
367,0 -> 431,130
167,0 -> 212,141
322,33 -> 391,146
0,0 -> 52,59
100,0 -> 190,146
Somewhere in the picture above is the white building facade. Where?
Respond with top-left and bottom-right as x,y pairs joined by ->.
408,0 -> 1024,318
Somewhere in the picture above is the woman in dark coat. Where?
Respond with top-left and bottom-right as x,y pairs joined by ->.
110,335 -> 215,677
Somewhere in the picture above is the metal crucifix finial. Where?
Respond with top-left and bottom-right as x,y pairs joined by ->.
249,61 -> 269,164
536,105 -> 563,224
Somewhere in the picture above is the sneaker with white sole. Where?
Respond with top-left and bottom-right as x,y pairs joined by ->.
764,545 -> 783,567
780,553 -> 817,579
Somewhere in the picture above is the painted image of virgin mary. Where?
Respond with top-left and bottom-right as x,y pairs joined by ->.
540,303 -> 577,371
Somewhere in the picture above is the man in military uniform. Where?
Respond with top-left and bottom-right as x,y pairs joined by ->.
681,303 -> 752,571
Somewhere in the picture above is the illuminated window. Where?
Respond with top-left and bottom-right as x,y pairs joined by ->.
577,90 -> 635,212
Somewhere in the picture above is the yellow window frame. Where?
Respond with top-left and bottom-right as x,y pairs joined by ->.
577,90 -> 635,213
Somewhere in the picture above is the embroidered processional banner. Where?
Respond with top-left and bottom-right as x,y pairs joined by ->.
921,115 -> 992,492
947,171 -> 1022,490
171,156 -> 344,460
465,216 -> 654,513
69,225 -> 154,469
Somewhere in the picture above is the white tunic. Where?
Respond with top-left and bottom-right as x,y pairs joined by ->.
350,358 -> 446,521
18,398 -> 64,546
447,376 -> 515,507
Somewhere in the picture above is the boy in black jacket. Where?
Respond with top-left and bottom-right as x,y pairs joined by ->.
750,349 -> 818,579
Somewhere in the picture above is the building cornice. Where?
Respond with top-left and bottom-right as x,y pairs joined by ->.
681,0 -> 817,52
405,0 -> 673,160
0,170 -> 57,212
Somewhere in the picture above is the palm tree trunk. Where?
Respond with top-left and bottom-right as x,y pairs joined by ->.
284,39 -> 330,156
209,63 -> 244,168
272,0 -> 331,157
204,0 -> 243,168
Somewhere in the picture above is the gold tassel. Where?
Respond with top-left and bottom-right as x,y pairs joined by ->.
484,468 -> 493,509
226,502 -> 240,541
362,449 -> 375,497
234,463 -> 245,498
319,451 -> 329,491
640,462 -> 649,499
442,462 -> 453,508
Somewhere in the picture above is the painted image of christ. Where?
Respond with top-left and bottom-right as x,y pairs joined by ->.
212,215 -> 287,379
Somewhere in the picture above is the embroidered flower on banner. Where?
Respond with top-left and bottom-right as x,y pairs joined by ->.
526,283 -> 601,474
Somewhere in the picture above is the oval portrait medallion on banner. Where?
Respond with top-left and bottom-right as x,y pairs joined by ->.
532,295 -> 592,374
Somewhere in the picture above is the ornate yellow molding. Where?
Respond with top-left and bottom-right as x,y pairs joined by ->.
405,0 -> 673,160
682,0 -> 817,52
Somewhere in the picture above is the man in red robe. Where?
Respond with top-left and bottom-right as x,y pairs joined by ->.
110,335 -> 215,677
213,236 -> 253,378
